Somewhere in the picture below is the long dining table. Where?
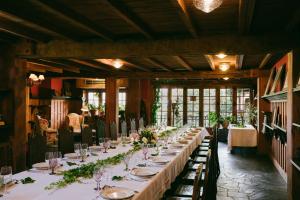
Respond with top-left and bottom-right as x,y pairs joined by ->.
4,127 -> 204,200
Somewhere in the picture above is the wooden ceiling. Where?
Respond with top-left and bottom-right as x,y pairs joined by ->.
0,0 -> 299,79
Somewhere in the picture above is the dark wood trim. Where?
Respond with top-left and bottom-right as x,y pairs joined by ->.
204,55 -> 215,71
26,62 -> 63,73
199,88 -> 204,127
258,53 -> 272,69
27,59 -> 80,73
122,59 -> 151,72
233,87 -> 237,117
238,0 -> 256,34
69,59 -> 111,72
144,58 -> 172,71
183,87 -> 187,125
167,86 -> 172,126
216,87 -> 220,118
173,56 -> 193,71
236,55 -> 244,69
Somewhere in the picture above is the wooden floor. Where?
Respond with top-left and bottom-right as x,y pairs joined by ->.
217,142 -> 287,200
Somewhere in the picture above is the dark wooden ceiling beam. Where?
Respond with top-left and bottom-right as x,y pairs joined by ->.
170,0 -> 198,38
53,59 -> 103,73
173,56 -> 193,71
29,59 -> 81,73
30,0 -> 113,41
104,0 -> 153,39
204,55 -> 215,71
20,34 -> 300,58
26,62 -> 63,73
122,59 -> 151,72
235,55 -> 244,69
145,58 -> 172,71
69,59 -> 111,71
238,0 -> 256,34
110,69 -> 268,79
258,53 -> 272,69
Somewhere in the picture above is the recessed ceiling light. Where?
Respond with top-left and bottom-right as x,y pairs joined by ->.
215,53 -> 227,59
219,62 -> 230,71
223,77 -> 229,81
113,59 -> 123,69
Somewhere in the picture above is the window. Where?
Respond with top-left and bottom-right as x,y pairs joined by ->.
220,88 -> 233,118
156,88 -> 168,125
187,89 -> 199,126
203,89 -> 216,127
171,88 -> 184,127
101,92 -> 106,106
119,92 -> 126,111
237,88 -> 250,123
87,91 -> 99,108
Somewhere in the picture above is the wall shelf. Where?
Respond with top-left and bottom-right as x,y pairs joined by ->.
293,123 -> 300,128
261,91 -> 287,101
291,159 -> 300,172
273,124 -> 287,133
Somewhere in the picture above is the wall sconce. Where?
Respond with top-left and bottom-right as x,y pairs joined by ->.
27,73 -> 45,87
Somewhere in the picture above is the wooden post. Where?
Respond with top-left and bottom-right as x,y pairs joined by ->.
257,75 -> 271,155
199,88 -> 204,127
167,86 -> 172,126
183,88 -> 187,125
105,77 -> 119,137
216,87 -> 220,118
126,79 -> 141,125
140,79 -> 154,125
233,87 -> 237,120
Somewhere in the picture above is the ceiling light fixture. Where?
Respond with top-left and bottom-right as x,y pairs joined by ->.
193,0 -> 223,13
215,53 -> 227,59
27,73 -> 45,87
219,62 -> 230,71
113,59 -> 123,69
223,77 -> 229,81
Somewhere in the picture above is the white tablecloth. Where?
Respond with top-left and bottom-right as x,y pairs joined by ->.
227,125 -> 257,150
5,127 -> 205,200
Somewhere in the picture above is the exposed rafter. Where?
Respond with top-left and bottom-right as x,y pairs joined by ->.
110,69 -> 268,79
104,0 -> 153,39
238,0 -> 256,34
29,0 -> 113,41
25,34 -> 300,58
145,58 -> 172,71
204,55 -> 215,71
170,0 -> 198,38
173,56 -> 193,71
258,53 -> 272,69
235,55 -> 244,69
122,59 -> 151,72
31,59 -> 81,73
26,62 -> 63,73
69,59 -> 110,71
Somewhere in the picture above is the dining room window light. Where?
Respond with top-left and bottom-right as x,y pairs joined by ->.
187,88 -> 200,127
220,88 -> 233,118
203,88 -> 216,127
119,91 -> 126,111
237,88 -> 250,123
171,88 -> 184,127
87,91 -> 100,108
156,88 -> 168,125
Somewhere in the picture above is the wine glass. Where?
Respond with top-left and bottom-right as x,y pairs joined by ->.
123,153 -> 132,171
74,143 -> 81,158
142,144 -> 149,160
0,166 -> 12,195
54,151 -> 62,166
49,153 -> 58,175
80,143 -> 88,162
103,138 -> 110,153
93,166 -> 104,191
45,152 -> 53,166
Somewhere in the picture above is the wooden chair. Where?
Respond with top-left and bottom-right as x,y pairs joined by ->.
166,164 -> 204,200
58,128 -> 74,155
66,113 -> 83,134
130,118 -> 136,132
0,142 -> 13,168
82,126 -> 93,146
28,134 -> 47,167
110,122 -> 118,140
95,119 -> 105,144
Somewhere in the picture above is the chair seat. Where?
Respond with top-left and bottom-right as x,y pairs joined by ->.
200,143 -> 209,147
198,150 -> 209,156
182,171 -> 206,182
188,163 -> 206,171
194,156 -> 207,163
174,184 -> 193,197
166,197 -> 192,200
199,146 -> 209,151
203,139 -> 210,143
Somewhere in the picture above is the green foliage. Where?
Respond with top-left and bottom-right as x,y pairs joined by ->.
208,112 -> 218,127
112,176 -> 123,181
151,88 -> 160,124
45,144 -> 141,190
21,177 -> 36,184
140,128 -> 158,144
246,103 -> 257,125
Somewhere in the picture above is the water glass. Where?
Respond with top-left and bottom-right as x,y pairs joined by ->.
49,158 -> 58,175
93,166 -> 104,191
80,143 -> 88,162
0,166 -> 12,195
123,153 -> 132,171
54,151 -> 62,166
103,138 -> 110,153
45,152 -> 53,165
142,144 -> 149,160
74,143 -> 82,158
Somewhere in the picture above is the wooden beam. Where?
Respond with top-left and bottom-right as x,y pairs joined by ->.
30,0 -> 113,41
173,56 -> 193,71
32,59 -> 81,73
145,58 -> 171,71
235,55 -> 244,69
170,0 -> 198,38
204,55 -> 215,70
104,0 -> 153,39
110,69 -> 268,79
258,53 -> 272,69
26,62 -> 63,73
26,64 -> 46,73
69,59 -> 110,71
20,34 -> 300,58
238,0 -> 256,34
122,59 -> 151,72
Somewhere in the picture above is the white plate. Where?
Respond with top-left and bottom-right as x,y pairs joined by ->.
64,153 -> 79,159
150,157 -> 170,164
171,143 -> 185,149
130,168 -> 157,177
160,150 -> 177,156
100,186 -> 135,200
32,162 -> 48,170
89,146 -> 102,151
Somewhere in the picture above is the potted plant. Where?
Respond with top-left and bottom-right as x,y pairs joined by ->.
88,103 -> 98,116
246,103 -> 257,126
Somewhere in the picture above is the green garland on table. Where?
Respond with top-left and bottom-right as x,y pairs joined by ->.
45,144 -> 141,190
158,128 -> 177,139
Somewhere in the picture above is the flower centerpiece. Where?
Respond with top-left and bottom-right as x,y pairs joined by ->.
140,128 -> 158,144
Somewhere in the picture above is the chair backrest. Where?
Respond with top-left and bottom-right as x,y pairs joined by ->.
28,134 -> 47,166
130,118 -> 136,131
96,119 -> 105,144
121,120 -> 127,136
202,149 -> 212,200
110,122 -> 118,140
139,117 -> 144,129
66,113 -> 83,133
192,163 -> 204,200
58,128 -> 74,155
0,142 -> 13,168
82,126 -> 93,146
